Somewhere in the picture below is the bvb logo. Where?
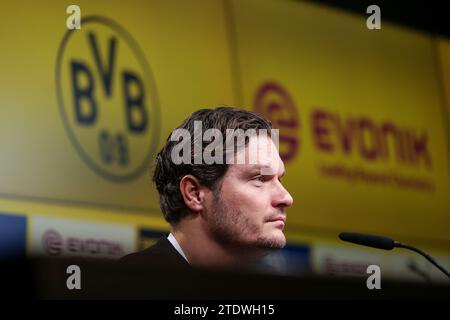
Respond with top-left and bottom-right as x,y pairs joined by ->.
56,16 -> 160,181
253,81 -> 300,162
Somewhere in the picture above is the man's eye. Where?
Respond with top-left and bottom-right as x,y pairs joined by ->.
253,176 -> 266,182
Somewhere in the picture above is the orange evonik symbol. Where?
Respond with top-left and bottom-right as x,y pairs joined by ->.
253,81 -> 300,162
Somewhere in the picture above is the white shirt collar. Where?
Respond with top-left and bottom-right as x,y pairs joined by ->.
167,233 -> 189,263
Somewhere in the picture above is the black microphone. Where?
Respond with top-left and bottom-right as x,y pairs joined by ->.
338,232 -> 450,279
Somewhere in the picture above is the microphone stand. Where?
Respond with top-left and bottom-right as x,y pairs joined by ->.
394,241 -> 450,279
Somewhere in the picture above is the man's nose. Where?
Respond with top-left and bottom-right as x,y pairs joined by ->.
272,182 -> 294,208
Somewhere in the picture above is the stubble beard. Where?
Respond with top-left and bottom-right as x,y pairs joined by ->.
207,190 -> 286,253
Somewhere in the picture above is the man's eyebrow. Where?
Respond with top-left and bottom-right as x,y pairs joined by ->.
249,164 -> 271,172
249,164 -> 285,177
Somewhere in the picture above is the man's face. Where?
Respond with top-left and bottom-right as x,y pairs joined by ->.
205,135 -> 294,252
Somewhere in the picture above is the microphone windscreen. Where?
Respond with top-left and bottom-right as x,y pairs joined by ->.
339,232 -> 395,250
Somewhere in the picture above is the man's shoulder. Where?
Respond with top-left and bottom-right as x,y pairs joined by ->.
119,236 -> 190,268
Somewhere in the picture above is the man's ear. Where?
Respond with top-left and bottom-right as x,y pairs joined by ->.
179,175 -> 206,213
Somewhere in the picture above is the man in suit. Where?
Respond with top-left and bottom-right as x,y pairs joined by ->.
121,106 -> 293,270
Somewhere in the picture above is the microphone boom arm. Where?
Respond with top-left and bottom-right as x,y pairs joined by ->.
339,232 -> 450,279
394,241 -> 450,279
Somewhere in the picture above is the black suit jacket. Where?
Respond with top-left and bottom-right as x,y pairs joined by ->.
120,236 -> 190,269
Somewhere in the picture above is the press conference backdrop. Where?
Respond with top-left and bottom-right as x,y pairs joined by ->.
0,0 -> 449,283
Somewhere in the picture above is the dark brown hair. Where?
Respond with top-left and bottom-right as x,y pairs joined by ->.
152,106 -> 273,225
